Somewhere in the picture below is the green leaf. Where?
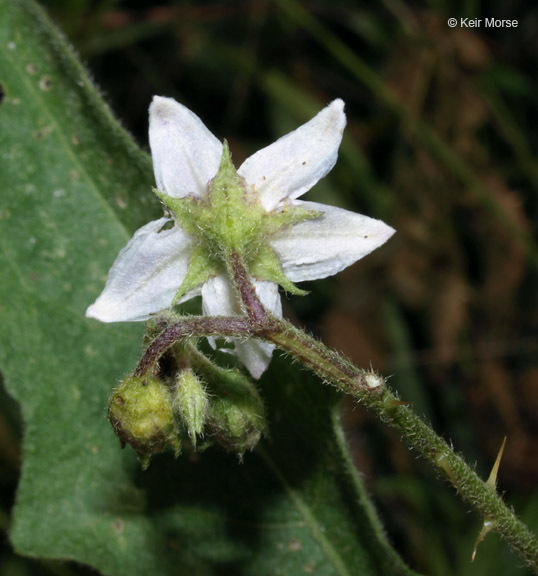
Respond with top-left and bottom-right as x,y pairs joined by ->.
0,1 -> 416,574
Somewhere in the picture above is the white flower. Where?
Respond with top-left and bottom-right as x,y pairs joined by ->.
86,96 -> 395,378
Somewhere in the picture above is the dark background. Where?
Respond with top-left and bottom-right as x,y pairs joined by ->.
1,1 -> 537,574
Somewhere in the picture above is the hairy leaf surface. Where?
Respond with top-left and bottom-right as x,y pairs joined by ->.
0,2 -> 415,574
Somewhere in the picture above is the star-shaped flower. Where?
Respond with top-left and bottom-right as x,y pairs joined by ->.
86,96 -> 395,378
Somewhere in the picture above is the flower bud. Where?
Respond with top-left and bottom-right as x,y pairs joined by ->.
174,369 -> 209,447
205,369 -> 267,458
108,374 -> 180,469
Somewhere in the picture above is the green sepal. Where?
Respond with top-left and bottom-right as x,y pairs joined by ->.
153,189 -> 202,238
250,244 -> 308,296
265,203 -> 322,235
153,145 -> 322,300
172,244 -> 219,304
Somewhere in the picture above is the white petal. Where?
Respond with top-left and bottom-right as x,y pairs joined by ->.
149,96 -> 223,199
238,99 -> 346,211
201,275 -> 282,318
201,276 -> 281,378
253,280 -> 283,319
270,201 -> 395,282
201,274 -> 235,317
233,340 -> 273,380
86,218 -> 197,322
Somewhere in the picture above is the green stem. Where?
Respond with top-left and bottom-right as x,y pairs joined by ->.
267,318 -> 538,572
140,308 -> 538,570
229,253 -> 538,572
139,254 -> 538,571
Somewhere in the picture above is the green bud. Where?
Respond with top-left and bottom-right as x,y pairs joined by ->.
108,374 -> 180,470
205,369 -> 267,458
174,369 -> 209,447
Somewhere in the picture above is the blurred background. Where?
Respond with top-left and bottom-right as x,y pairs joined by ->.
1,1 -> 537,574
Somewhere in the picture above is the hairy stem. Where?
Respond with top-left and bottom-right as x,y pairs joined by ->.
135,316 -> 252,377
267,318 -> 538,572
137,255 -> 538,571
227,251 -> 270,324
232,254 -> 538,571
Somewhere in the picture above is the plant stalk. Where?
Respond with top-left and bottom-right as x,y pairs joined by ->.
137,253 -> 538,572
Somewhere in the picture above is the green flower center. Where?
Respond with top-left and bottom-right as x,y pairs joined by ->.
154,142 -> 320,303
